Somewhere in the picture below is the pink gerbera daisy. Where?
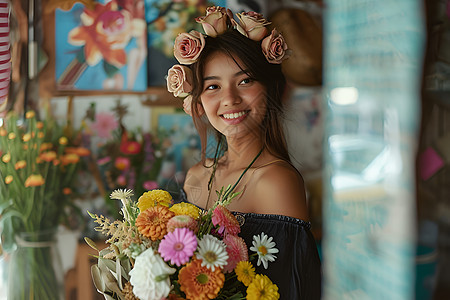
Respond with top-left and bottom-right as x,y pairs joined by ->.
158,227 -> 197,266
223,235 -> 249,273
211,205 -> 241,236
91,112 -> 118,139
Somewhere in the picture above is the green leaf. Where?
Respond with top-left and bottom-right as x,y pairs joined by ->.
103,61 -> 120,78
75,48 -> 86,63
0,209 -> 24,222
84,237 -> 99,252
91,264 -> 106,293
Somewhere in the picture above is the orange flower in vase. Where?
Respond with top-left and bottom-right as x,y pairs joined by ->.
24,174 -> 45,187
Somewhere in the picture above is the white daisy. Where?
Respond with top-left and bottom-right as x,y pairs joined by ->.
249,232 -> 279,269
196,234 -> 229,271
110,189 -> 134,222
110,189 -> 134,204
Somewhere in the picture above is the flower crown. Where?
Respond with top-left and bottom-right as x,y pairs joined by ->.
166,6 -> 290,115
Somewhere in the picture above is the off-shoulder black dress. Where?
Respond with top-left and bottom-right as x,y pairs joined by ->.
178,189 -> 322,299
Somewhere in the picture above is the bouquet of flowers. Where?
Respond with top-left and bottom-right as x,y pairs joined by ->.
0,111 -> 90,299
87,187 -> 281,300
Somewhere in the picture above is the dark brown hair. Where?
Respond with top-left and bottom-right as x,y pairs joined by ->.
189,29 -> 290,165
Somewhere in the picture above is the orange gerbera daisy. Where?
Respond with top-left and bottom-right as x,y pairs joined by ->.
136,206 -> 175,241
178,257 -> 225,300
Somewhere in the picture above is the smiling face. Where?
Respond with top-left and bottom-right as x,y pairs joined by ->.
199,51 -> 267,140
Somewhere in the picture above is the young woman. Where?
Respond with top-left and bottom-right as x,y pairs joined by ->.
167,7 -> 321,298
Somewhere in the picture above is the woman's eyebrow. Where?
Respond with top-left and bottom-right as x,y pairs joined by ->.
204,75 -> 219,81
203,70 -> 248,81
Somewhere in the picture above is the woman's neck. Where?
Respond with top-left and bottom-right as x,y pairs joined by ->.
222,136 -> 264,169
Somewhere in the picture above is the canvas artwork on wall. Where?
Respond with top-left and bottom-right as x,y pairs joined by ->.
144,0 -> 226,86
55,0 -> 148,91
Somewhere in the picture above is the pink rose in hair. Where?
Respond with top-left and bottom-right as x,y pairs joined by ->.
196,6 -> 232,37
261,29 -> 290,64
183,95 -> 204,117
166,64 -> 193,97
183,95 -> 193,116
173,30 -> 205,65
235,11 -> 271,41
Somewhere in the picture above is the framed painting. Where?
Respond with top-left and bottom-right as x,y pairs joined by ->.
144,0 -> 226,86
54,0 -> 148,91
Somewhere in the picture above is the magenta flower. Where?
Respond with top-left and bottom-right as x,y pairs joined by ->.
158,227 -> 197,266
91,112 -> 119,139
116,174 -> 127,186
97,156 -> 111,165
143,180 -> 158,191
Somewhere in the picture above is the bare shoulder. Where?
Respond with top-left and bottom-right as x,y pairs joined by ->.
251,161 -> 309,221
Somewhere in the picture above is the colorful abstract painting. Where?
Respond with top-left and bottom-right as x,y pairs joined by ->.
144,0 -> 226,86
55,0 -> 147,91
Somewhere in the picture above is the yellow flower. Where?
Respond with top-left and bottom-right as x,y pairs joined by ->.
14,160 -> 27,170
0,128 -> 6,136
235,261 -> 256,286
5,175 -> 13,184
24,174 -> 45,187
36,121 -> 44,129
25,111 -> 35,119
22,133 -> 31,142
137,189 -> 172,212
8,132 -> 16,140
38,132 -> 44,139
246,274 -> 279,300
2,153 -> 11,163
169,202 -> 201,219
59,137 -> 68,145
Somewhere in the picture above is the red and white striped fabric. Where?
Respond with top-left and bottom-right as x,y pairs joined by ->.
0,0 -> 10,110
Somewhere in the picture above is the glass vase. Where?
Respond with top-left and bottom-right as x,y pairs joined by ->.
7,229 -> 65,300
